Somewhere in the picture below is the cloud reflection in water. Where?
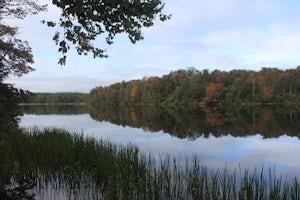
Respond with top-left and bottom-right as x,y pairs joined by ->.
20,114 -> 300,177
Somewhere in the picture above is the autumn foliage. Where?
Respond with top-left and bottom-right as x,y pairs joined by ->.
205,83 -> 225,104
89,67 -> 300,107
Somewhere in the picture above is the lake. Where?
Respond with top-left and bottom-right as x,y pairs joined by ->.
19,105 -> 300,177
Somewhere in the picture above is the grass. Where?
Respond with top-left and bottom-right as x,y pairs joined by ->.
0,127 -> 299,199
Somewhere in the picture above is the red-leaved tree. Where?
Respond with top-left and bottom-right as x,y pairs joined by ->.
205,82 -> 225,104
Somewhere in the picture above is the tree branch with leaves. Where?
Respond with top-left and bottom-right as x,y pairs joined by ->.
0,24 -> 34,80
44,0 -> 171,64
0,0 -> 46,80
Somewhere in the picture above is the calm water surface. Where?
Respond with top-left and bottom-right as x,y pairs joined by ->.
19,105 -> 300,177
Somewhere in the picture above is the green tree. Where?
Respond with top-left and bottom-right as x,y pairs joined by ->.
0,1 -> 46,127
0,0 -> 46,80
0,24 -> 34,80
0,0 -> 46,19
45,0 -> 171,64
1,0 -> 170,70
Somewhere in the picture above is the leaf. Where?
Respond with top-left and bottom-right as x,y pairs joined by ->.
58,56 -> 66,65
46,21 -> 56,27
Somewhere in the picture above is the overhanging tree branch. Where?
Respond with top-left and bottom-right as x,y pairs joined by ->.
45,0 -> 171,64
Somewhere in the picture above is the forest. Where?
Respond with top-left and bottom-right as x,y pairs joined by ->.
89,67 -> 300,108
24,92 -> 88,104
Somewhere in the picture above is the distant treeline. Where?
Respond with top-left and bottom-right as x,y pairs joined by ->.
24,92 -> 88,104
89,67 -> 300,108
21,105 -> 88,115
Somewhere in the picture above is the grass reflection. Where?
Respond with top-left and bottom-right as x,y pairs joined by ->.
0,127 -> 299,199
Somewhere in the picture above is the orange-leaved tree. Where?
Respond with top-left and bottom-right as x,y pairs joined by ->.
205,82 -> 225,104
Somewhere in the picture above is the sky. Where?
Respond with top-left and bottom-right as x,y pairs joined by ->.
4,0 -> 300,93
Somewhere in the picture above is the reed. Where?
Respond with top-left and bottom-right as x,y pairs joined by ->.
0,127 -> 299,199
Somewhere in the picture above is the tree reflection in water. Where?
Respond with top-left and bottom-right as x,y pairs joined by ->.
1,105 -> 300,199
89,105 -> 300,139
0,83 -> 37,199
1,128 -> 300,200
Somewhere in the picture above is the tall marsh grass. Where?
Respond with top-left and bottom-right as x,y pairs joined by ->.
0,127 -> 299,199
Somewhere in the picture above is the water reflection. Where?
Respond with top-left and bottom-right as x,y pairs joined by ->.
2,104 -> 299,199
21,104 -> 88,115
89,106 -> 300,139
3,128 -> 299,199
19,105 -> 300,177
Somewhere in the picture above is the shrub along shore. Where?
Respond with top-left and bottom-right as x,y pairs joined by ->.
0,127 -> 299,199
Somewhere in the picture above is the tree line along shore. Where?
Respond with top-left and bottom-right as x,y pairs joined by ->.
23,67 -> 300,108
89,67 -> 300,108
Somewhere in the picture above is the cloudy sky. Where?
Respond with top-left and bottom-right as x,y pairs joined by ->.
5,0 -> 300,92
